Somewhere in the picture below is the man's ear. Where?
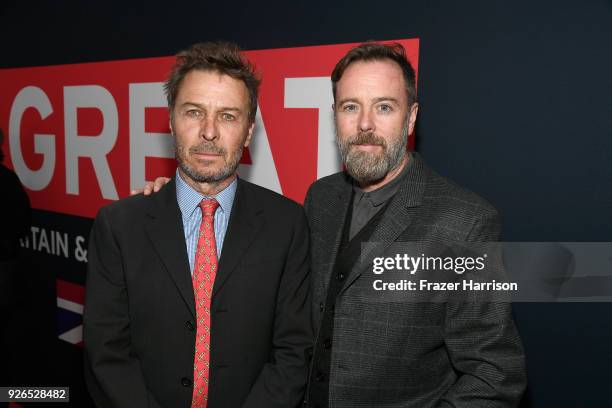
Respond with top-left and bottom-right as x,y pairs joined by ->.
244,121 -> 255,148
408,103 -> 419,135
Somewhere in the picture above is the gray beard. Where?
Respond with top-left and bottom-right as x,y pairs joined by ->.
336,120 -> 408,185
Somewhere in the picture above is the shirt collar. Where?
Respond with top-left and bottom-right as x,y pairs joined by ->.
175,169 -> 238,220
353,152 -> 413,207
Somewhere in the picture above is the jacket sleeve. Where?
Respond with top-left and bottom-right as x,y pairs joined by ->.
438,212 -> 527,408
83,207 -> 162,408
241,207 -> 313,408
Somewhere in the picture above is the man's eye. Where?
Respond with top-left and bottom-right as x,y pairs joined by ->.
221,113 -> 236,121
186,110 -> 202,118
342,104 -> 358,113
378,104 -> 392,113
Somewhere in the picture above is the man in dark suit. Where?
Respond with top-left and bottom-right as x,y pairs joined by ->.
0,128 -> 34,387
304,43 -> 527,407
83,42 -> 312,408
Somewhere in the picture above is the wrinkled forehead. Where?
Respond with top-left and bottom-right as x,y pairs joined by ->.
175,69 -> 250,107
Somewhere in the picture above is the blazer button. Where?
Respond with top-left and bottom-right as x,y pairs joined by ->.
315,372 -> 325,382
185,320 -> 195,331
324,338 -> 332,349
336,273 -> 345,280
319,302 -> 324,312
181,377 -> 192,387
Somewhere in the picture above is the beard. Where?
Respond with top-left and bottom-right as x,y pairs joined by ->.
336,119 -> 409,185
174,137 -> 243,184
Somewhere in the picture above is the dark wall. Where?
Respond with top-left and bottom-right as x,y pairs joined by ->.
1,0 -> 611,406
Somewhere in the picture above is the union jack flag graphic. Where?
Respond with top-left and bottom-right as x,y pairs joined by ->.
56,279 -> 85,346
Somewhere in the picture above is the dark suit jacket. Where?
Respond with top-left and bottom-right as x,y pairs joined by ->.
0,164 -> 30,261
84,178 -> 313,408
304,153 -> 527,408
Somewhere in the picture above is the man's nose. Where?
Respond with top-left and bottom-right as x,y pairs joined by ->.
358,109 -> 375,133
200,116 -> 218,141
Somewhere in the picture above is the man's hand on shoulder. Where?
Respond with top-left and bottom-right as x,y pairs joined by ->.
130,177 -> 171,196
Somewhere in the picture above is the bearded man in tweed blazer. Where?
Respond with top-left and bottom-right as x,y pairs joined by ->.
304,43 -> 527,408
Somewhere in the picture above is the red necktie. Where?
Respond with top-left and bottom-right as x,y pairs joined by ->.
191,198 -> 219,407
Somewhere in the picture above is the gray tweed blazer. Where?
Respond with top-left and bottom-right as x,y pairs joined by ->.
304,153 -> 527,408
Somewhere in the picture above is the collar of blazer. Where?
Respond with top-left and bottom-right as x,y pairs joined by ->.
331,152 -> 429,296
144,177 -> 265,318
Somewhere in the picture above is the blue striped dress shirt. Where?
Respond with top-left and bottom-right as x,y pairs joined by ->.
175,170 -> 237,274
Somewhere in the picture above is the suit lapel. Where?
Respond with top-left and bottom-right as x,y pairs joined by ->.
339,153 -> 428,295
144,178 -> 196,318
318,176 -> 353,296
213,179 -> 263,299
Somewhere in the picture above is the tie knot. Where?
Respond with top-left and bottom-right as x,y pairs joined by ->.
200,199 -> 219,217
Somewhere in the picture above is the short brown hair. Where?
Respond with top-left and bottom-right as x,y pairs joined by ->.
331,42 -> 417,106
164,41 -> 261,123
